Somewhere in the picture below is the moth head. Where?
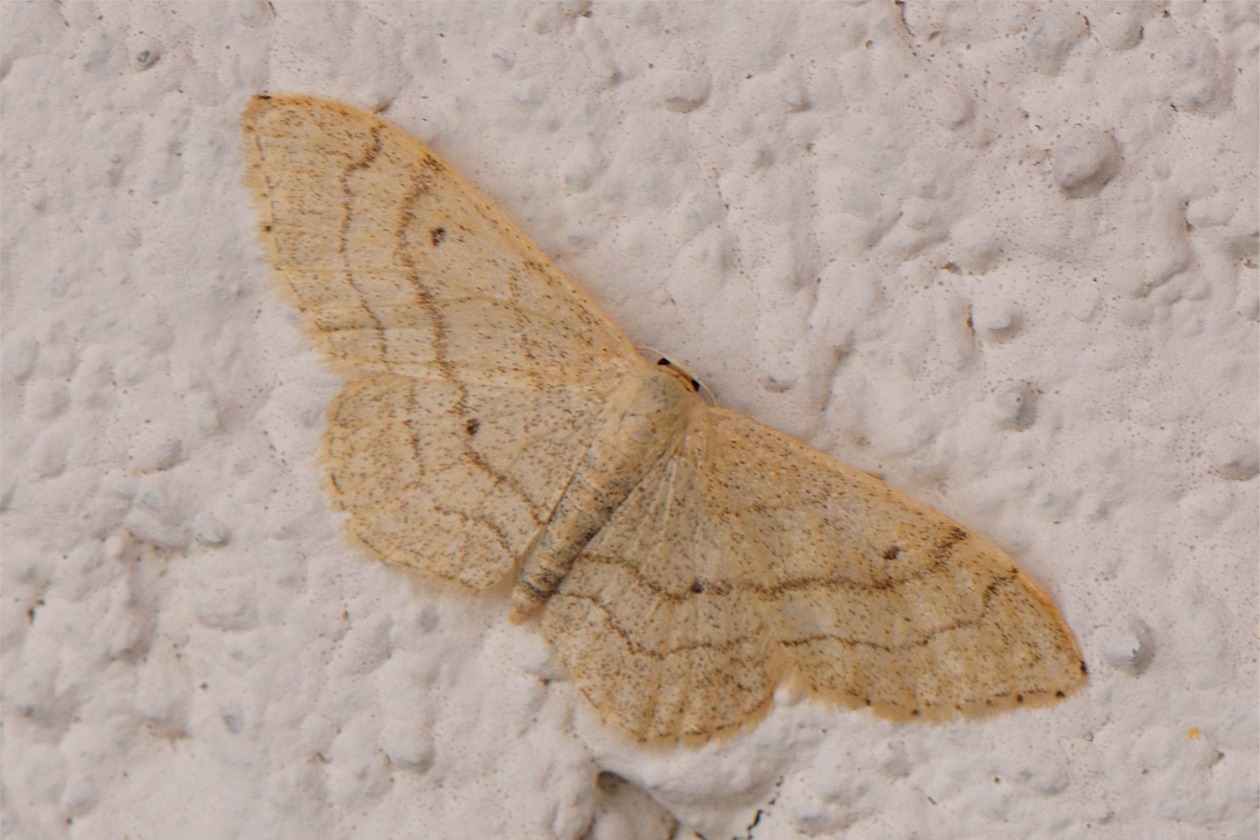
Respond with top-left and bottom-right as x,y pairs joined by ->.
644,350 -> 716,405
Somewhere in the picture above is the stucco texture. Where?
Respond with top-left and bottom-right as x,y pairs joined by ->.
2,3 -> 1257,838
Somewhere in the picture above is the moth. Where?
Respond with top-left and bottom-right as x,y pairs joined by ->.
242,95 -> 1086,742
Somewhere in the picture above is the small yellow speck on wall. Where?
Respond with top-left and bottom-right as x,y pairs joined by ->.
241,94 -> 1086,744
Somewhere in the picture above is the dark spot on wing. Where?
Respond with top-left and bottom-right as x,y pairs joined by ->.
466,418 -> 480,436
430,226 -> 446,247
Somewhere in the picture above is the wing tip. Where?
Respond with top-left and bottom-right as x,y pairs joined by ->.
243,93 -> 367,132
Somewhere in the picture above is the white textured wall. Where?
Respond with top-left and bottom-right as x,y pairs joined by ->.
3,3 -> 1256,838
